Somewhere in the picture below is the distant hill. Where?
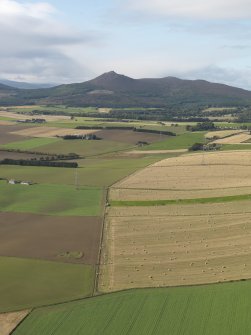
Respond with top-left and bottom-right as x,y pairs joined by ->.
0,79 -> 56,90
1,71 -> 251,108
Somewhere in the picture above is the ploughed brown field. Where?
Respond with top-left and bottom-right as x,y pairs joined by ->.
97,129 -> 169,144
99,201 -> 251,292
0,213 -> 102,265
0,125 -> 29,145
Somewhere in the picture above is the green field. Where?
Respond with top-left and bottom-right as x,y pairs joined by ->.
0,156 -> 169,187
0,182 -> 102,216
140,132 -> 206,150
2,137 -> 61,150
111,194 -> 251,207
221,144 -> 251,151
0,257 -> 94,313
13,280 -> 251,335
38,139 -> 132,156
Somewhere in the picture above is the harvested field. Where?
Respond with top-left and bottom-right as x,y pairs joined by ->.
99,200 -> 251,292
97,129 -> 169,144
110,186 -> 251,201
111,151 -> 251,201
0,120 -> 14,125
127,149 -> 187,155
11,126 -> 100,138
0,310 -> 29,335
0,213 -> 102,264
205,129 -> 243,139
213,132 -> 251,144
0,111 -> 69,122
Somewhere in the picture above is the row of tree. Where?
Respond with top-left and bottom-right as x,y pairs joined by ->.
0,159 -> 78,168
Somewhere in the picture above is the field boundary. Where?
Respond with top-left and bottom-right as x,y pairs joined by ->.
110,193 -> 251,207
93,188 -> 109,295
9,311 -> 32,335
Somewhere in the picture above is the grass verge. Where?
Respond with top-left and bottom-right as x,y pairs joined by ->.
110,193 -> 251,207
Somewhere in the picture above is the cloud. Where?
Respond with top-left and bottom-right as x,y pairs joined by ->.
124,0 -> 251,20
0,0 -> 97,83
174,65 -> 251,90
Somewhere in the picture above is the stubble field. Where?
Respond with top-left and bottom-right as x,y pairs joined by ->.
111,151 -> 251,201
100,150 -> 251,292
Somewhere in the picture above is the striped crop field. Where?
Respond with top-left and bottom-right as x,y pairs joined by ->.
13,281 -> 251,335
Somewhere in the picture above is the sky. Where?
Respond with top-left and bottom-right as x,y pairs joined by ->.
1,0 -> 251,89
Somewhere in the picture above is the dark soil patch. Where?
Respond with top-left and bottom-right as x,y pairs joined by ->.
98,129 -> 169,144
0,213 -> 102,265
0,125 -> 29,145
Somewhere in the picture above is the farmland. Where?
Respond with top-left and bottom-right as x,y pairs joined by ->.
213,132 -> 251,144
10,126 -> 101,138
140,132 -> 206,150
0,213 -> 101,264
111,151 -> 251,201
99,200 -> 251,292
12,281 -> 251,335
2,106 -> 251,333
100,150 -> 251,292
0,182 -> 103,216
0,257 -> 94,313
0,310 -> 30,335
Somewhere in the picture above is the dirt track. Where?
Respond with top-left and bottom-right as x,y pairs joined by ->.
0,213 -> 102,265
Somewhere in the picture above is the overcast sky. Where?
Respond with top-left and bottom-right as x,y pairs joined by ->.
1,0 -> 251,88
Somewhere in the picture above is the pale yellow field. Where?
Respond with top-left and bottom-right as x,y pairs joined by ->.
205,129 -> 243,139
0,310 -> 29,335
212,132 -> 251,144
110,186 -> 251,201
0,111 -> 69,122
11,126 -> 99,138
127,149 -> 188,155
99,201 -> 251,292
111,151 -> 251,201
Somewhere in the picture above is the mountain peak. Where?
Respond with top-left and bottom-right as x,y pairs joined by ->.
88,71 -> 135,90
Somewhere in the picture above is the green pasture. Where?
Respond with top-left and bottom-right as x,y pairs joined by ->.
14,280 -> 251,335
0,257 -> 94,313
0,155 -> 171,187
111,194 -> 251,207
140,132 -> 206,150
0,182 -> 102,216
221,144 -> 251,151
38,139 -> 132,156
2,137 -> 61,150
